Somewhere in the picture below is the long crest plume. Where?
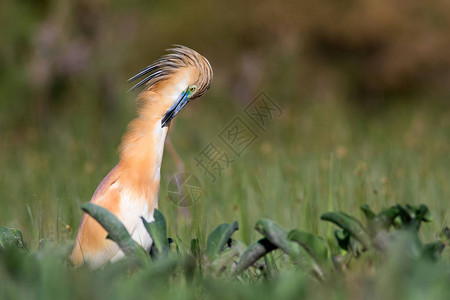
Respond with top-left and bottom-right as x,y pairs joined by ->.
127,45 -> 213,95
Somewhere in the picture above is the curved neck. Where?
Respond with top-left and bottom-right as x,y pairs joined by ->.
118,94 -> 169,209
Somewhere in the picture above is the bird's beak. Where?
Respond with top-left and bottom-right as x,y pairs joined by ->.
161,89 -> 190,127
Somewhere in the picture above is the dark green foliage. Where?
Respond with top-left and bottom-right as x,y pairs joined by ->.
323,204 -> 448,266
333,229 -> 361,258
396,204 -> 431,232
142,210 -> 169,259
78,204 -> 448,281
288,230 -> 330,268
254,219 -> 325,280
320,212 -> 371,250
0,203 -> 448,299
210,239 -> 245,275
234,238 -> 277,274
360,204 -> 376,221
205,221 -> 239,260
371,206 -> 401,231
0,227 -> 28,251
254,219 -> 293,255
362,204 -> 432,234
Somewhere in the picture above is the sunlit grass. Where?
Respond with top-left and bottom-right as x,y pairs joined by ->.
0,91 -> 449,299
1,92 -> 448,250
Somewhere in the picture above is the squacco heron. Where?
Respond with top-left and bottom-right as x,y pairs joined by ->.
71,45 -> 213,268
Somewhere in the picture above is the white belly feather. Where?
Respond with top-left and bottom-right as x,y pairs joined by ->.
109,187 -> 154,263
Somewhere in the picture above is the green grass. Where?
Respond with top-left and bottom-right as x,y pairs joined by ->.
2,92 -> 448,245
0,91 -> 449,299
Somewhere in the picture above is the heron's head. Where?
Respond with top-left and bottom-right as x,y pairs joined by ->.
128,45 -> 213,127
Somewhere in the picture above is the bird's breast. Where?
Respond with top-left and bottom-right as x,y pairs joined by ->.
118,187 -> 154,251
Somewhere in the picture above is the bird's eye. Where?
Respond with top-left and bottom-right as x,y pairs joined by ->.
189,85 -> 197,94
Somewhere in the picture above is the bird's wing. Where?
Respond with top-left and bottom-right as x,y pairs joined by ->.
71,166 -> 123,268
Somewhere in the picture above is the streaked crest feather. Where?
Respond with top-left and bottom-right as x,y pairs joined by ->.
128,45 -> 213,95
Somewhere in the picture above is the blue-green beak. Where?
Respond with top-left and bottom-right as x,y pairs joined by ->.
161,89 -> 190,127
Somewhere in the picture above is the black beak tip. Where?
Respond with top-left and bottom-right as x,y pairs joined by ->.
161,112 -> 172,128
160,89 -> 190,128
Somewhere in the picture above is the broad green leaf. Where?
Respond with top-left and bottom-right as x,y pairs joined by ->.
234,238 -> 277,274
334,229 -> 350,251
412,204 -> 431,222
321,212 -> 371,250
142,209 -> 169,259
255,219 -> 325,280
287,230 -> 329,267
210,239 -> 244,275
0,227 -> 28,251
375,206 -> 400,230
360,204 -> 378,237
397,204 -> 430,232
81,203 -> 146,259
254,219 -> 293,254
206,221 -> 239,259
360,204 -> 376,220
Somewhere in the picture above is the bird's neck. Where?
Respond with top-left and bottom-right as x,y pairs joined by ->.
117,92 -> 170,209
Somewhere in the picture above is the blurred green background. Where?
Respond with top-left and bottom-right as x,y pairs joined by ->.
0,0 -> 449,249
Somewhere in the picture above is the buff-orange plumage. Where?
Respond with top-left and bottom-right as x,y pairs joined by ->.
71,46 -> 213,268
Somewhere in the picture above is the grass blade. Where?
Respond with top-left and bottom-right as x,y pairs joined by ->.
174,235 -> 189,257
